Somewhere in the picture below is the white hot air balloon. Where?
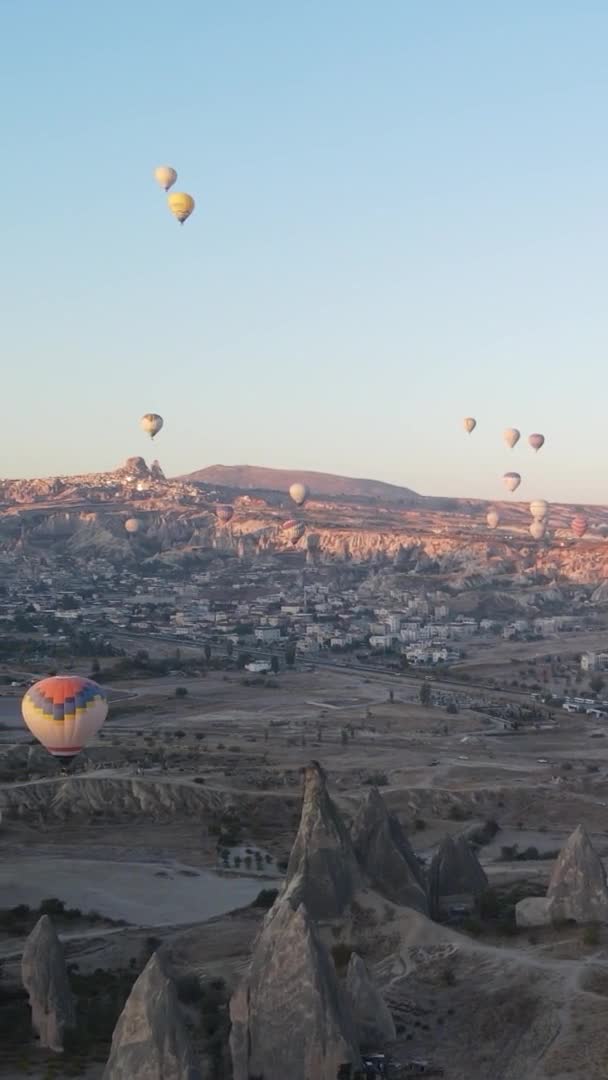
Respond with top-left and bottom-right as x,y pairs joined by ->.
140,413 -> 164,439
289,482 -> 309,507
463,417 -> 477,434
486,509 -> 499,530
530,520 -> 546,541
530,499 -> 549,521
503,427 -> 521,449
154,165 -> 177,192
503,472 -> 521,493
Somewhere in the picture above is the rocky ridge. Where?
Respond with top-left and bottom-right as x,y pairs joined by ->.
428,834 -> 488,918
351,786 -> 428,913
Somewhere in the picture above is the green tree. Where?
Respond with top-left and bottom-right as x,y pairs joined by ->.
204,643 -> 212,662
590,674 -> 605,694
270,655 -> 280,674
285,643 -> 296,667
419,682 -> 432,707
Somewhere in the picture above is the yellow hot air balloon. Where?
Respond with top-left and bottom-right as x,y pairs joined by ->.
529,520 -> 546,541
154,165 -> 177,192
486,509 -> 499,530
463,417 -> 477,434
167,192 -> 195,225
289,482 -> 309,507
530,500 -> 549,521
22,676 -> 108,765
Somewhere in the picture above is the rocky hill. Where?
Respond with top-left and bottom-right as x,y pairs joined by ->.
183,463 -> 422,504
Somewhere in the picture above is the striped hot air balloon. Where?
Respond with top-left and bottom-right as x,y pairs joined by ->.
21,676 -> 108,764
572,514 -> 589,538
281,519 -> 305,544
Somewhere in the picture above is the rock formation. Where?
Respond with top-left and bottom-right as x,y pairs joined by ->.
546,825 -> 608,924
21,915 -> 75,1052
230,897 -> 361,1080
283,761 -> 361,920
351,787 -> 428,912
345,952 -> 396,1050
515,896 -> 551,928
429,834 -> 488,919
103,952 -> 201,1079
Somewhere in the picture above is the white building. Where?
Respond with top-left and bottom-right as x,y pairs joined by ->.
254,626 -> 281,643
245,660 -> 271,673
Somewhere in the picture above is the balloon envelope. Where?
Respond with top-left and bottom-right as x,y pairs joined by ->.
154,165 -> 177,191
529,520 -> 546,541
503,472 -> 521,493
281,519 -> 305,544
572,514 -> 589,538
528,433 -> 545,452
486,509 -> 499,529
215,504 -> 234,525
140,413 -> 163,439
503,427 -> 521,449
289,482 -> 309,507
530,500 -> 549,521
463,417 -> 476,434
22,676 -> 108,760
125,518 -> 140,534
167,192 -> 195,224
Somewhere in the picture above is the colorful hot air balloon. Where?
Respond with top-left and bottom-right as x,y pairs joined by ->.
503,428 -> 521,449
22,676 -> 108,764
289,482 -> 309,507
463,417 -> 476,434
140,413 -> 163,439
125,518 -> 140,534
281,519 -> 305,544
154,165 -> 177,192
530,500 -> 549,521
529,520 -> 546,541
572,514 -> 589,538
486,509 -> 499,530
167,192 -> 195,224
215,504 -> 234,525
528,433 -> 545,452
503,472 -> 521,493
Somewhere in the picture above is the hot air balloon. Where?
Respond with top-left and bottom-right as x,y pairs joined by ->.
289,482 -> 309,507
215,504 -> 234,525
167,192 -> 195,225
486,509 -> 499,530
529,520 -> 546,541
463,417 -> 476,434
21,676 -> 108,765
281,519 -> 305,544
503,428 -> 521,449
572,514 -> 589,538
528,433 -> 545,452
503,472 -> 521,493
530,500 -> 549,521
154,165 -> 177,192
140,413 -> 163,439
125,518 -> 140,534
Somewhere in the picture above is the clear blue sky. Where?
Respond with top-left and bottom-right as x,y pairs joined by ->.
1,1 -> 607,503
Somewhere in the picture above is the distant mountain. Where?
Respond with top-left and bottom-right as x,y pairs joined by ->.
181,464 -> 422,504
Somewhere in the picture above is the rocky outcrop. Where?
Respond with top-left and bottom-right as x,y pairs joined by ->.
546,826 -> 608,924
284,762 -> 361,920
515,897 -> 551,928
21,915 -> 75,1052
103,952 -> 201,1079
229,898 -> 360,1080
351,787 -> 428,912
345,952 -> 396,1050
429,834 -> 488,918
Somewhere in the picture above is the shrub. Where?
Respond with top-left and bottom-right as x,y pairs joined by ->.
363,772 -> 388,787
331,943 -> 354,971
251,888 -> 279,910
39,898 -> 65,916
175,687 -> 188,697
583,924 -> 601,947
176,973 -> 204,1003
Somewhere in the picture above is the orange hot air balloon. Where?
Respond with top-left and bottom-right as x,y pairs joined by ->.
215,504 -> 234,525
463,417 -> 476,434
572,514 -> 589,538
503,427 -> 521,449
21,676 -> 108,764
